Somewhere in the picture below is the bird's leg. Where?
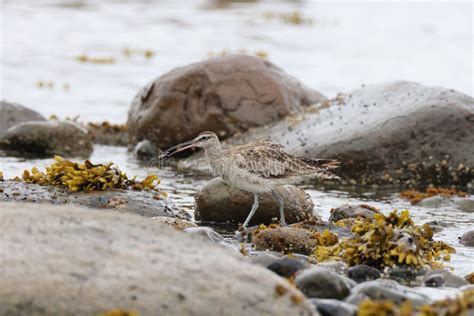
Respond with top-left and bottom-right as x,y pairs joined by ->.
242,193 -> 259,228
271,189 -> 287,226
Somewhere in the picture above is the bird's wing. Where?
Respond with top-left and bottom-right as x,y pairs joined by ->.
232,139 -> 340,180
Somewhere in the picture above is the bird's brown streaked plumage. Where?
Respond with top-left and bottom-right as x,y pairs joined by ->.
159,131 -> 340,228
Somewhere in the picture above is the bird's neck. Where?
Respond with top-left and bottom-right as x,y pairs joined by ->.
205,143 -> 222,160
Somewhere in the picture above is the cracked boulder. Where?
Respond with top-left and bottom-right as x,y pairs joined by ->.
188,81 -> 473,186
0,120 -> 93,158
0,101 -> 46,137
127,54 -> 326,149
194,177 -> 316,225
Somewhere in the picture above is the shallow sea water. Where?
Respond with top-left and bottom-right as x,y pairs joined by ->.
1,0 -> 473,275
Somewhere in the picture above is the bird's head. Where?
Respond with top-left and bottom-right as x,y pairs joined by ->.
160,131 -> 220,157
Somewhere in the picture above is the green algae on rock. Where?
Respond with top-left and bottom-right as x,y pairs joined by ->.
20,155 -> 165,195
313,210 -> 455,270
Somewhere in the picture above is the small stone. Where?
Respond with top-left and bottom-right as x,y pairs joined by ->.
248,251 -> 282,268
460,230 -> 474,247
267,257 -> 309,278
295,267 -> 354,299
386,265 -> 428,285
423,269 -> 469,288
424,274 -> 445,288
184,227 -> 225,243
347,264 -> 381,283
345,279 -> 431,307
133,139 -> 158,159
464,272 -> 474,284
310,298 -> 357,316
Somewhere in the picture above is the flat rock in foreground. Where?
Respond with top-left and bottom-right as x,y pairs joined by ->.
0,203 -> 317,316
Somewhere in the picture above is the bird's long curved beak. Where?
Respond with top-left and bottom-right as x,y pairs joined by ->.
159,140 -> 197,158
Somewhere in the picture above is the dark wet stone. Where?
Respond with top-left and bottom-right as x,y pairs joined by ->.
0,120 -> 92,158
423,269 -> 469,288
133,139 -> 158,159
345,279 -> 431,307
386,265 -> 429,285
295,267 -> 355,299
424,274 -> 445,288
347,264 -> 381,283
460,230 -> 474,247
310,299 -> 356,316
185,81 -> 474,186
0,180 -> 189,220
267,257 -> 309,278
329,204 -> 380,222
127,54 -> 326,149
195,177 -> 316,225
0,101 -> 46,137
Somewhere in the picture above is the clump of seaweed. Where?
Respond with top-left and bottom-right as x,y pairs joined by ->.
21,156 -> 165,195
357,288 -> 474,316
400,186 -> 466,204
263,11 -> 313,25
313,210 -> 455,269
75,54 -> 116,64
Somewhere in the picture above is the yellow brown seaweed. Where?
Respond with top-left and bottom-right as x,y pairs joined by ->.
313,210 -> 455,269
400,187 -> 466,204
21,156 -> 165,195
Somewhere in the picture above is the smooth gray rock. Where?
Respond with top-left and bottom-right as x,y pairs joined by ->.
345,279 -> 431,307
0,101 -> 46,137
424,269 -> 469,288
195,177 -> 316,225
248,251 -> 283,268
184,226 -> 226,243
183,81 -> 474,186
0,120 -> 93,157
310,299 -> 356,316
329,204 -> 380,222
295,267 -> 355,299
460,230 -> 474,247
0,202 -> 317,316
0,181 -> 189,220
267,257 -> 310,278
127,54 -> 325,149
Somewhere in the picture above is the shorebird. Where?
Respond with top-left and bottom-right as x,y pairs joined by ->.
160,131 -> 339,228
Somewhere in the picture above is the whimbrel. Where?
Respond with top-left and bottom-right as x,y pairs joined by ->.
160,131 -> 339,228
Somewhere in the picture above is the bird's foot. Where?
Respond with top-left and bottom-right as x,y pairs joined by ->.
279,219 -> 288,227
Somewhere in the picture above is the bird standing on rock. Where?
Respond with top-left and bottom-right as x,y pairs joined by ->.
160,131 -> 340,228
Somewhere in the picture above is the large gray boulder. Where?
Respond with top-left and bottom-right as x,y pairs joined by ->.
194,177 -> 316,225
127,54 -> 326,149
0,120 -> 93,157
182,81 -> 474,186
0,202 -> 318,316
0,101 -> 46,137
0,181 -> 189,220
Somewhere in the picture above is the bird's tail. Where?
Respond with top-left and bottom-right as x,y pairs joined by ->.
301,158 -> 340,170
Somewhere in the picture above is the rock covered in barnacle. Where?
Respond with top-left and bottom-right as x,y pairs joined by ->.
252,224 -> 340,255
0,120 -> 93,158
313,210 -> 456,269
